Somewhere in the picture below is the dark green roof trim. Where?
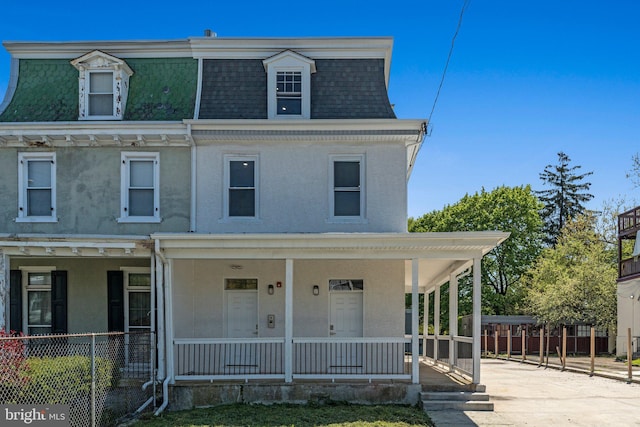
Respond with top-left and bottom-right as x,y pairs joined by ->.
0,57 -> 198,122
124,58 -> 198,121
0,59 -> 78,122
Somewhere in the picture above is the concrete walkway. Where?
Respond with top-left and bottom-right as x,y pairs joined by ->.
427,359 -> 640,426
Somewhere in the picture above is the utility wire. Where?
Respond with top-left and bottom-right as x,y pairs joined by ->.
426,0 -> 471,135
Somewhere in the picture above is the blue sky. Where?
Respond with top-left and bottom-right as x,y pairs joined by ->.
1,1 -> 638,218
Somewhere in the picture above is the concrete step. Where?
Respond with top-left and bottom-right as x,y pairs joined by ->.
421,399 -> 494,411
421,388 -> 494,412
421,391 -> 491,401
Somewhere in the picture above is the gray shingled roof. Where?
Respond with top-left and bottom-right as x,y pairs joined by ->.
198,58 -> 396,120
198,60 -> 268,119
311,59 -> 396,119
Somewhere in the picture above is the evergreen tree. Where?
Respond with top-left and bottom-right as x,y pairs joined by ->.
537,152 -> 594,246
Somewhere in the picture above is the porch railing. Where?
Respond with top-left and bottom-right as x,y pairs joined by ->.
422,334 -> 474,378
174,338 -> 285,380
293,337 -> 410,380
173,337 -> 411,381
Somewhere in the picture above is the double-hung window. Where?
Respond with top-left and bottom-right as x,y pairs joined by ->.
88,71 -> 115,117
224,155 -> 258,219
276,71 -> 302,115
17,152 -> 56,222
119,152 -> 160,223
330,155 -> 365,220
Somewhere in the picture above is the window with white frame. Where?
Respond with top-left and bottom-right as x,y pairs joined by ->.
88,71 -> 115,116
119,152 -> 160,222
17,152 -> 56,222
276,71 -> 302,115
330,155 -> 365,220
263,51 -> 315,119
224,155 -> 258,218
22,268 -> 54,335
70,50 -> 133,120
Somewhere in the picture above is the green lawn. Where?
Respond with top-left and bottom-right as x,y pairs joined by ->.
132,403 -> 434,427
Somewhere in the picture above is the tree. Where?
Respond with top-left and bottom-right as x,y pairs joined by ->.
537,152 -> 594,247
626,153 -> 640,188
410,185 -> 545,315
524,213 -> 617,331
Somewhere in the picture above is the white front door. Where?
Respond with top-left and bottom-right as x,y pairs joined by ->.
330,292 -> 363,337
226,290 -> 258,338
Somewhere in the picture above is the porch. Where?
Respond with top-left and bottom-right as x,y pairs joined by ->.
171,335 -> 475,385
167,355 -> 475,410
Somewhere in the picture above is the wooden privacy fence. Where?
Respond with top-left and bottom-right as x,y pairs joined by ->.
482,324 -> 609,356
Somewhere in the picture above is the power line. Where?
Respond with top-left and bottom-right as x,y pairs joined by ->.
426,0 -> 471,135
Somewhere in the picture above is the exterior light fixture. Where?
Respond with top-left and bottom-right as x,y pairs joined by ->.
268,284 -> 275,295
312,285 -> 320,296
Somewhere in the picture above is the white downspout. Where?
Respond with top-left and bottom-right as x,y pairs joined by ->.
154,240 -> 169,415
188,122 -> 196,232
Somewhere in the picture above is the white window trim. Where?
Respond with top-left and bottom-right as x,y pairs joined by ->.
85,70 -> 117,120
222,154 -> 260,221
121,267 -> 151,333
20,266 -> 56,335
328,154 -> 366,223
263,51 -> 316,120
118,152 -> 161,223
16,152 -> 57,223
70,50 -> 133,121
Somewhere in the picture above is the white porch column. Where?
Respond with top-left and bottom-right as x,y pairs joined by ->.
423,290 -> 430,357
0,250 -> 5,330
411,258 -> 420,384
472,257 -> 482,384
285,258 -> 294,383
434,284 -> 440,362
449,273 -> 459,367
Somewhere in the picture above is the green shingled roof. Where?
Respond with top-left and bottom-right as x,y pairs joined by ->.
0,59 -> 78,122
125,58 -> 197,121
0,57 -> 198,122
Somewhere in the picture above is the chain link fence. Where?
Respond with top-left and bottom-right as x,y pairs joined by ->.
0,331 -> 156,426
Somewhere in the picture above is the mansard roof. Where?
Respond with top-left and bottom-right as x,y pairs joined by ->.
0,36 -> 397,122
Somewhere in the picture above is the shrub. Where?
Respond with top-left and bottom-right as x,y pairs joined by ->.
19,355 -> 113,405
0,329 -> 28,403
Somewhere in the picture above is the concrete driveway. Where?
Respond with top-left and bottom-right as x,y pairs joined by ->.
428,359 -> 640,426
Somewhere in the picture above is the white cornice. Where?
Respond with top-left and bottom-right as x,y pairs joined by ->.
0,121 -> 191,147
185,119 -> 424,132
2,40 -> 193,59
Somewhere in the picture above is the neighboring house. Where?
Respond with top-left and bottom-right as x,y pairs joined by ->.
617,207 -> 640,356
0,34 -> 508,408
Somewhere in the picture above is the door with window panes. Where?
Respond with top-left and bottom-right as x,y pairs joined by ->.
125,272 -> 151,366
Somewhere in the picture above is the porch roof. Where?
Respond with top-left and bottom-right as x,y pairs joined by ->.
152,231 -> 509,291
0,234 -> 153,257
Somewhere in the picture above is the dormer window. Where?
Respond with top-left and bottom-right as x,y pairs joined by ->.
263,50 -> 315,119
276,71 -> 302,115
71,51 -> 133,120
